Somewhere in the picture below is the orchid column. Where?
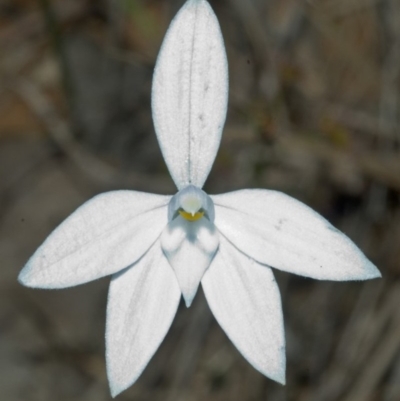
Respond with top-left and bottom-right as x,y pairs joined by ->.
19,0 -> 381,397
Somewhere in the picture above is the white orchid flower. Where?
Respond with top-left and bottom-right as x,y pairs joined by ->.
18,0 -> 381,397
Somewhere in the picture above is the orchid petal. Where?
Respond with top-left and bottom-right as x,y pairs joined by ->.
161,216 -> 219,306
212,190 -> 381,281
202,236 -> 285,384
106,242 -> 181,397
152,0 -> 228,189
19,191 -> 170,288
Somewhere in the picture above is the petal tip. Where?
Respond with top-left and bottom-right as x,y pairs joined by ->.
181,284 -> 198,307
17,262 -> 56,289
275,365 -> 286,386
269,349 -> 286,385
267,362 -> 286,386
17,270 -> 27,286
109,382 -> 126,398
360,259 -> 382,281
369,267 -> 382,279
184,0 -> 211,13
259,361 -> 286,385
183,294 -> 194,308
107,365 -> 135,398
18,265 -> 32,287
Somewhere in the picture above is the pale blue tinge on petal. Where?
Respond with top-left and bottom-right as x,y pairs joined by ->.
106,242 -> 181,397
152,0 -> 228,189
212,190 -> 381,281
202,236 -> 286,384
161,215 -> 219,306
19,191 -> 170,288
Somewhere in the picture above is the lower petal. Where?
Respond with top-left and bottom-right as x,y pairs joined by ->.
106,241 -> 181,397
202,236 -> 286,384
161,216 -> 219,307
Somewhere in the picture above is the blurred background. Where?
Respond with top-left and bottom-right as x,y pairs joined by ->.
1,0 -> 400,400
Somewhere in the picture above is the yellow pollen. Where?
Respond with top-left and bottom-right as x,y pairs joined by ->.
179,210 -> 204,222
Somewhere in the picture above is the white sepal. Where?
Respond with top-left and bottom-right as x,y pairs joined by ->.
19,191 -> 170,288
106,242 -> 181,397
152,0 -> 228,189
212,190 -> 381,281
202,236 -> 286,384
161,215 -> 219,306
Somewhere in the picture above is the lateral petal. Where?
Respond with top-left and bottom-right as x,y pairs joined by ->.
212,190 -> 381,281
152,0 -> 228,189
19,191 -> 170,288
202,236 -> 286,384
161,216 -> 219,306
106,242 -> 181,397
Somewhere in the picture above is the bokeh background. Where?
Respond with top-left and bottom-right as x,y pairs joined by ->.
1,0 -> 400,400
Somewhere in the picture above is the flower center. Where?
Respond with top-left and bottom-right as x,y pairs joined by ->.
168,185 -> 215,223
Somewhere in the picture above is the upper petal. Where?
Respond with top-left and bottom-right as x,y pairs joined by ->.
202,236 -> 286,384
106,242 -> 181,397
161,215 -> 219,306
152,0 -> 228,189
212,190 -> 381,281
19,191 -> 170,288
